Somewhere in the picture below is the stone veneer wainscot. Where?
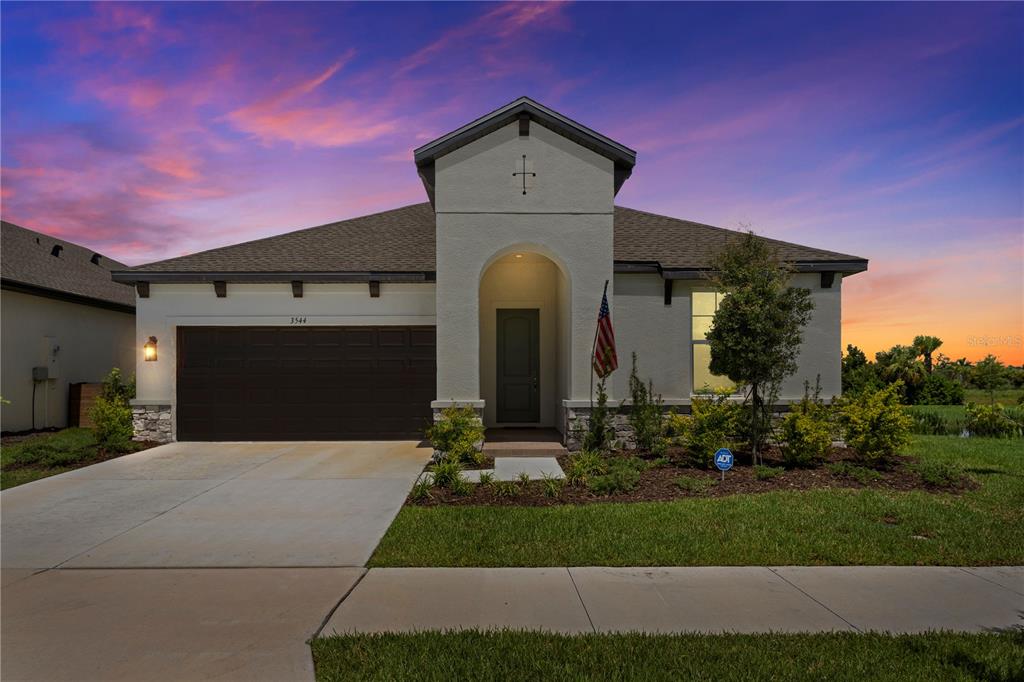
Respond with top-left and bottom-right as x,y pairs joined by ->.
131,400 -> 173,443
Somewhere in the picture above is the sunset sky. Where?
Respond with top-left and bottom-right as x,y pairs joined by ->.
2,2 -> 1022,363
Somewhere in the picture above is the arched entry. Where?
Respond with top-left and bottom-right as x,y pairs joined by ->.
478,249 -> 571,429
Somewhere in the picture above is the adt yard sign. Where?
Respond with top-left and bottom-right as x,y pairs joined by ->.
714,448 -> 733,480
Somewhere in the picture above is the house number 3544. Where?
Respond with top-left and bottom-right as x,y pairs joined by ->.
290,317 -> 307,324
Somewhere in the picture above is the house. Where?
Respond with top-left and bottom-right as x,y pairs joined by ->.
1,222 -> 136,432
111,97 -> 867,445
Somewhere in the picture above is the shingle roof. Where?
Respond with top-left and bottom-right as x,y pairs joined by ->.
113,203 -> 866,280
1,221 -> 135,309
118,203 -> 436,275
612,207 -> 865,270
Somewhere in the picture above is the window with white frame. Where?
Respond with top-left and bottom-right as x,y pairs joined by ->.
691,291 -> 733,393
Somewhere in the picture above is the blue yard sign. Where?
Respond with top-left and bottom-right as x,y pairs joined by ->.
714,448 -> 733,480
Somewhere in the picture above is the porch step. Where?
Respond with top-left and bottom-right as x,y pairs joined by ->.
484,445 -> 567,458
484,428 -> 566,458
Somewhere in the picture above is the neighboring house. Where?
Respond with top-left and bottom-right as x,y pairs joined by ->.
1,222 -> 135,433
112,97 -> 867,445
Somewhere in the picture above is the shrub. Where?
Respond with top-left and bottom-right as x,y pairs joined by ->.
914,460 -> 965,488
90,368 -> 136,453
911,373 -> 965,405
565,449 -> 606,487
541,473 -> 563,498
587,457 -> 642,495
91,396 -> 133,453
580,377 -> 615,452
9,430 -> 96,468
754,465 -> 784,481
779,379 -> 833,467
674,475 -> 716,494
965,403 -> 1022,438
1007,406 -> 1024,430
827,461 -> 883,484
409,479 -> 433,502
906,409 -> 962,436
837,383 -> 911,467
517,471 -> 532,486
627,353 -> 664,454
662,411 -> 690,445
477,471 -> 495,486
685,393 -> 741,468
448,477 -> 472,496
493,480 -> 518,498
426,406 -> 485,465
100,367 -> 135,405
430,459 -> 464,489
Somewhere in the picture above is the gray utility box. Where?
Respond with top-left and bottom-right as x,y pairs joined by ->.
32,366 -> 49,381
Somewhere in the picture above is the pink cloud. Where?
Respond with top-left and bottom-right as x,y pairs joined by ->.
224,52 -> 401,148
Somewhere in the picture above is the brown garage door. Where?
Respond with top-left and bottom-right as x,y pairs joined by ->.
176,326 -> 435,441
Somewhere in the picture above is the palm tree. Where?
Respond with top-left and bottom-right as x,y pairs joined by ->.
912,335 -> 943,374
876,345 -> 927,393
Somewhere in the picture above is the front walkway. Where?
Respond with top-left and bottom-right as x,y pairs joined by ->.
321,566 -> 1024,636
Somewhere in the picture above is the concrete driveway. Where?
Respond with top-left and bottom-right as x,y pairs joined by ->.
1,440 -> 430,681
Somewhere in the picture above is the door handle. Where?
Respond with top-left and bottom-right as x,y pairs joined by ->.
531,376 -> 538,390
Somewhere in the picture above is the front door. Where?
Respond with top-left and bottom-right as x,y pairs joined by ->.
496,309 -> 540,423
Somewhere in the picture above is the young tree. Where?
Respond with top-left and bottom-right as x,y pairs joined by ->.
912,335 -> 943,374
706,231 -> 814,465
971,354 -> 1008,404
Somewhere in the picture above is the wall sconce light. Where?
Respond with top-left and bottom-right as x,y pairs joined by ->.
143,336 -> 158,362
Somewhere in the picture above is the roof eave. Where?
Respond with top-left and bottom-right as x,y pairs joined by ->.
1,278 -> 135,313
110,270 -> 437,284
613,259 -> 869,278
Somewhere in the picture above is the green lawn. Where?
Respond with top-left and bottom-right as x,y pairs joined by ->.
965,388 -> 1023,406
312,631 -> 1024,682
369,436 -> 1024,567
1,428 -> 145,489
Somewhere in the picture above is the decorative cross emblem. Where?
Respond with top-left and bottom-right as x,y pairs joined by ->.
512,154 -> 536,195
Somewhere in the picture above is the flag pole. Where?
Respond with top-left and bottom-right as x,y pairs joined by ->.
589,279 -> 609,412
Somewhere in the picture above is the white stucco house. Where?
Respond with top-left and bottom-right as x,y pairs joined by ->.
1,222 -> 136,433
111,97 -> 867,445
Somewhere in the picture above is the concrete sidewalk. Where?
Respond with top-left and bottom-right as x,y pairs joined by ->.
321,566 -> 1024,636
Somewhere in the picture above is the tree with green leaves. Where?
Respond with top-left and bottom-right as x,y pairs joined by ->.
971,354 -> 1008,404
706,231 -> 814,465
912,335 -> 943,374
841,344 -> 881,396
875,345 -> 926,398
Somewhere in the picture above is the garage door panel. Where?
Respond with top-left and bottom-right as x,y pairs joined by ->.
177,326 -> 435,441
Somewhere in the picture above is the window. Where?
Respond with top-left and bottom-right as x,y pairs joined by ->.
691,291 -> 733,393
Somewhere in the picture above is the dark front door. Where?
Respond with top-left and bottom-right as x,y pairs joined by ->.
496,309 -> 540,423
176,326 -> 435,440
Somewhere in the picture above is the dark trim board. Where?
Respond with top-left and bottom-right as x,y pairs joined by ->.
175,325 -> 436,441
111,271 -> 435,285
1,279 -> 136,314
613,261 -> 868,278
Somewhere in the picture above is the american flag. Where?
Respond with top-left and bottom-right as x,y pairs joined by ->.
592,288 -> 618,378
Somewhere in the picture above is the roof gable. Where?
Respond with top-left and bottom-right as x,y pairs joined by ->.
414,97 -> 637,204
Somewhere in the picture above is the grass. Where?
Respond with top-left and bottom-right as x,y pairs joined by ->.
312,630 -> 1024,682
369,435 -> 1024,567
0,428 -> 143,489
965,388 -> 1023,406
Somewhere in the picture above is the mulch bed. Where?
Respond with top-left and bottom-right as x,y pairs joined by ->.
411,446 -> 977,507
